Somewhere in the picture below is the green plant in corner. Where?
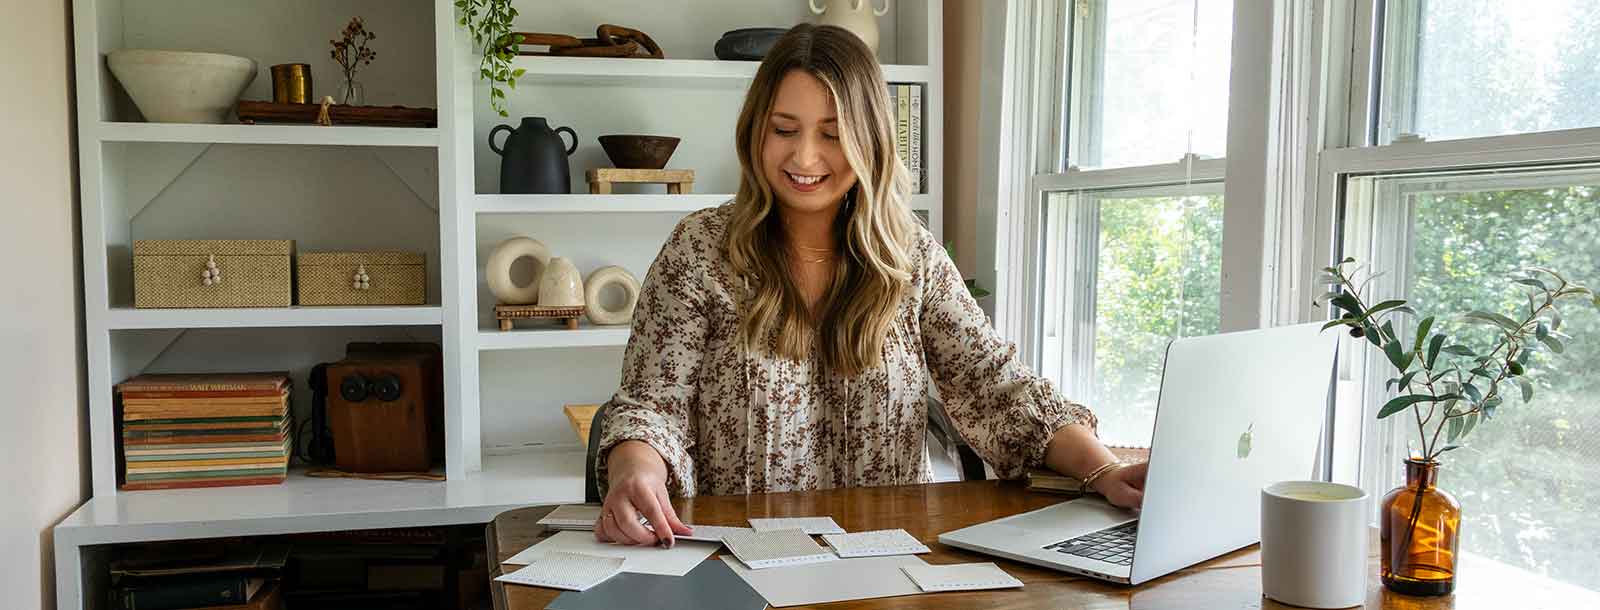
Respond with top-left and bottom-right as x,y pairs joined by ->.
1315,258 -> 1598,461
455,0 -> 524,117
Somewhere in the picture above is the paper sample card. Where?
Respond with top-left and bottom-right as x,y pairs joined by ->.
822,529 -> 932,558
504,530 -> 718,577
676,524 -> 754,543
900,562 -> 1024,592
495,551 -> 624,592
748,516 -> 846,535
537,505 -> 604,530
548,557 -> 767,610
721,528 -> 838,569
722,555 -> 929,607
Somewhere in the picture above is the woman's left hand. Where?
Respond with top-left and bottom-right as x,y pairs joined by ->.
1091,462 -> 1148,510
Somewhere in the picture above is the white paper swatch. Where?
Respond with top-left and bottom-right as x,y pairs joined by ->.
748,517 -> 846,535
722,528 -> 838,569
504,530 -> 718,576
722,555 -> 929,607
677,524 -> 755,543
494,551 -> 624,591
900,563 -> 1024,592
822,529 -> 931,558
536,505 -> 604,530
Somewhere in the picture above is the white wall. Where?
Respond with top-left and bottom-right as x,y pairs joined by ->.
0,0 -> 91,607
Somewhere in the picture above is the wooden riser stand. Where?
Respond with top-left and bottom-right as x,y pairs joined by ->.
586,168 -> 695,194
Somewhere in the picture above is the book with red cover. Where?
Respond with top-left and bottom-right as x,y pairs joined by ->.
120,476 -> 286,491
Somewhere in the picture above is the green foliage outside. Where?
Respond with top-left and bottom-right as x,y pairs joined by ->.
1406,185 -> 1600,590
1091,194 -> 1222,446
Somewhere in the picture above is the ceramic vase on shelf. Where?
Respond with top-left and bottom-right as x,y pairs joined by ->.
1380,459 -> 1460,596
537,257 -> 585,307
490,117 -> 579,194
809,0 -> 889,54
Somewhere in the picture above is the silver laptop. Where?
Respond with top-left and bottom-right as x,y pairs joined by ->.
938,322 -> 1337,585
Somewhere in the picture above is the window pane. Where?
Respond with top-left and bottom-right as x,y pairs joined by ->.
1381,0 -> 1600,143
1070,0 -> 1233,169
1351,169 -> 1600,591
1040,188 -> 1224,447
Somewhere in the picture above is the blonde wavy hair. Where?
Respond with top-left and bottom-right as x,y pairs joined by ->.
725,24 -> 918,376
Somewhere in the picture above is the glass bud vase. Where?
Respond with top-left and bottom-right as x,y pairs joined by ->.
339,79 -> 364,106
1380,459 -> 1461,595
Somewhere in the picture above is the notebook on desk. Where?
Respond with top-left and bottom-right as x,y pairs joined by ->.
940,322 -> 1337,585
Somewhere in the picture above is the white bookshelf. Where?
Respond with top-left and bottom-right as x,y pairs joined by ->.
104,306 -> 444,330
58,1 -> 942,607
95,122 -> 440,147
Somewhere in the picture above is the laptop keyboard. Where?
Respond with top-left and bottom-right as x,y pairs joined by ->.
1043,521 -> 1138,566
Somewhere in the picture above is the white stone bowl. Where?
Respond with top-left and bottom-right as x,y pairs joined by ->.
107,50 -> 257,123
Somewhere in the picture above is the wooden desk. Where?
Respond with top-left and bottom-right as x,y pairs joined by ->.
488,480 -> 1593,609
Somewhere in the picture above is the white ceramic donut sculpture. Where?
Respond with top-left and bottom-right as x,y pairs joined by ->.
584,265 -> 641,326
485,237 -> 550,305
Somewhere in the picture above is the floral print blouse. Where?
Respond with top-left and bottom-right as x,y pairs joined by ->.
597,204 -> 1096,497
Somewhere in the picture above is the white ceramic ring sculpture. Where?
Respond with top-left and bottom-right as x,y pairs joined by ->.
584,266 -> 641,326
485,237 -> 550,305
537,257 -> 586,307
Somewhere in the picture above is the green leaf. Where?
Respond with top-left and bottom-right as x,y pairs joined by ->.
1342,256 -> 1356,263
1414,316 -> 1435,353
1513,278 -> 1548,291
1384,339 -> 1409,372
1397,370 -> 1420,390
1321,318 -> 1354,332
1447,415 -> 1464,443
1378,394 -> 1447,419
1426,334 -> 1445,368
1508,361 -> 1526,376
1441,344 -> 1476,357
1461,383 -> 1482,404
1365,299 -> 1409,320
1536,321 -> 1550,340
1550,308 -> 1563,332
1381,320 -> 1397,343
1462,412 -> 1480,438
1330,293 -> 1364,318
1482,396 -> 1503,419
1538,334 -> 1565,354
1462,311 -> 1520,332
1366,325 -> 1382,347
1439,444 -> 1463,453
1517,377 -> 1534,402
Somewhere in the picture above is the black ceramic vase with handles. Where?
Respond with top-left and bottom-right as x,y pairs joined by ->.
490,117 -> 578,194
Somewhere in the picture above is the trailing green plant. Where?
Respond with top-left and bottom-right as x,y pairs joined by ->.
455,0 -> 524,117
1315,258 -> 1600,462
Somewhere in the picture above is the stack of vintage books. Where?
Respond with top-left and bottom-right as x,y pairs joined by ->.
116,372 -> 292,491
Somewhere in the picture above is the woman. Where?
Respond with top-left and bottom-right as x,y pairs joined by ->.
594,24 -> 1146,547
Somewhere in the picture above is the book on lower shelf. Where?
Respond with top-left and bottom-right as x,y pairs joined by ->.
1025,446 -> 1152,495
111,542 -> 289,610
115,372 -> 293,491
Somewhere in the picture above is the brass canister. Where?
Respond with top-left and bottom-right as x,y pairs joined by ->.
270,63 -> 313,104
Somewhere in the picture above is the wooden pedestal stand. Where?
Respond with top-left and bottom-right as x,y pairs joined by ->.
494,304 -> 585,330
586,168 -> 695,194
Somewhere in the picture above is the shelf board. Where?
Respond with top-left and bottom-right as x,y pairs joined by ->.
106,306 -> 444,330
53,450 -> 584,545
478,325 -> 631,351
475,193 -> 933,214
475,193 -> 730,214
517,56 -> 935,85
96,122 -> 439,147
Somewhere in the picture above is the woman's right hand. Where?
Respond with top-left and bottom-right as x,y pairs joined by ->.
595,440 -> 693,547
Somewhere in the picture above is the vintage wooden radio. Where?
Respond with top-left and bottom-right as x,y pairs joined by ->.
313,342 -> 443,473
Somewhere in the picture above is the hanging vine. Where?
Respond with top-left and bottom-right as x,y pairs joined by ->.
455,0 -> 524,117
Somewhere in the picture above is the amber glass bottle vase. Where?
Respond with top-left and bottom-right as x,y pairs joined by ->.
1380,459 -> 1461,595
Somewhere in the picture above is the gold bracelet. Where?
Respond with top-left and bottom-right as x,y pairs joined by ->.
1079,461 -> 1125,495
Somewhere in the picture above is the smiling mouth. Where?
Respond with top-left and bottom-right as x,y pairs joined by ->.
784,170 -> 830,191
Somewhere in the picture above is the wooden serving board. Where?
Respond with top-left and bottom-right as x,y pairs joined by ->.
237,100 -> 438,127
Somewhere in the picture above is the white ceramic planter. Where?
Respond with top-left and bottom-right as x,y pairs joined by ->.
107,49 -> 257,124
537,257 -> 585,307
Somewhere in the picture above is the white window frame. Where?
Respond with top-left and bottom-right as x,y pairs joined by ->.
1315,0 -> 1600,494
980,0 -> 1363,477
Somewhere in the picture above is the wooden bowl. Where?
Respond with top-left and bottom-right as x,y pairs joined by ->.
598,135 -> 681,170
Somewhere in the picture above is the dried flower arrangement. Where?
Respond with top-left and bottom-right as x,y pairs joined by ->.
330,17 -> 377,105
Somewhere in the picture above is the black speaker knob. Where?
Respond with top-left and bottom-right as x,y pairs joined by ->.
371,374 -> 403,402
339,374 -> 370,402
